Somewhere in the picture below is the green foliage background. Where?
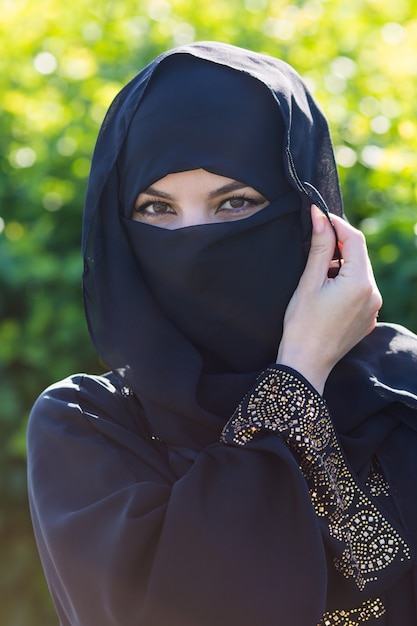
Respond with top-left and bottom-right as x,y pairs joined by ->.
1,0 -> 416,622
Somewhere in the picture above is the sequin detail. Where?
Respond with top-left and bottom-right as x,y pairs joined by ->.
319,598 -> 385,625
221,367 -> 411,591
365,457 -> 390,498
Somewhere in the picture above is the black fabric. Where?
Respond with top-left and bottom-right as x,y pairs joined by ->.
326,323 -> 417,552
122,191 -> 304,376
27,327 -> 417,626
28,373 -> 328,626
118,54 -> 293,209
28,41 -> 417,625
82,42 -> 342,448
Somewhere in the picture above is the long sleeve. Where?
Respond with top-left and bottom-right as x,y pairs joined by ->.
222,365 -> 413,624
27,372 -> 328,626
27,367 -> 413,626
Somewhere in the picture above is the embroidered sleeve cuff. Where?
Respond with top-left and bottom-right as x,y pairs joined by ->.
221,365 -> 412,594
221,364 -> 327,447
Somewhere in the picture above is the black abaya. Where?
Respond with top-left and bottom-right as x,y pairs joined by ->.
27,42 -> 417,625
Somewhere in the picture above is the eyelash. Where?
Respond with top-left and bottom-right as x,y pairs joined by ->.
220,196 -> 265,211
134,199 -> 174,216
134,195 -> 265,218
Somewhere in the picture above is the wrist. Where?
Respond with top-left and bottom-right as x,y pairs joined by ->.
276,343 -> 331,395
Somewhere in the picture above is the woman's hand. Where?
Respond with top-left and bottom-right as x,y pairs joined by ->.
276,204 -> 382,394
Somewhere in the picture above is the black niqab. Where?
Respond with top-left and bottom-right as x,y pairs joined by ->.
119,54 -> 303,380
82,43 -> 343,446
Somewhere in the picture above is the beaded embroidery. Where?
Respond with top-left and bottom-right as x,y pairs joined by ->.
221,367 -> 411,591
365,457 -> 390,498
319,598 -> 385,626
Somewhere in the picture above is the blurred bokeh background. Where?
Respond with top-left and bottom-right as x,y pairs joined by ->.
1,0 -> 416,622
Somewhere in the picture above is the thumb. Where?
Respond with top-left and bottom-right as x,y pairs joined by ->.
301,204 -> 336,285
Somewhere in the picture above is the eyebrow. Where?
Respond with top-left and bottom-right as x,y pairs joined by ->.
137,186 -> 174,200
137,180 -> 253,201
208,181 -> 250,198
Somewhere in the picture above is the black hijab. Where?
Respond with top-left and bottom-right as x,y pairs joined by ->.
83,42 -> 344,448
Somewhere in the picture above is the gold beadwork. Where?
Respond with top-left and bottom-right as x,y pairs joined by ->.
221,367 -> 411,591
365,457 -> 390,498
319,598 -> 385,625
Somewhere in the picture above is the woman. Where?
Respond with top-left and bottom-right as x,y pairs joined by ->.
27,42 -> 417,625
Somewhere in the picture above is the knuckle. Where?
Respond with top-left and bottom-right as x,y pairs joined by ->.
356,230 -> 366,246
354,280 -> 374,300
374,291 -> 383,310
310,242 -> 330,256
352,282 -> 382,315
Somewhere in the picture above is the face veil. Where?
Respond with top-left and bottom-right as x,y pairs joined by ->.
82,42 -> 344,447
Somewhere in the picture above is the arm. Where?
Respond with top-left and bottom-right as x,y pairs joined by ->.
28,372 -> 411,626
27,374 -> 327,626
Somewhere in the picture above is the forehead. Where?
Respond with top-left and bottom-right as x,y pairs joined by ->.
142,169 -> 238,190
136,170 -> 264,201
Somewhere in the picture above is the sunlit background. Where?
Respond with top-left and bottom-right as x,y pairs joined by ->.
1,0 -> 417,622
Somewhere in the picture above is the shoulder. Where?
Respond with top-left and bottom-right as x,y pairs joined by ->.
335,322 -> 417,369
351,322 -> 417,369
27,373 -> 172,485
326,322 -> 417,412
29,372 -> 131,416
28,372 -> 147,446
35,371 -> 132,397
373,321 -> 417,349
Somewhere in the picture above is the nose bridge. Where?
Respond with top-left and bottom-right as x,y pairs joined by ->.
179,201 -> 210,227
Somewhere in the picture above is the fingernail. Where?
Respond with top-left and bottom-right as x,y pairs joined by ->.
311,204 -> 325,234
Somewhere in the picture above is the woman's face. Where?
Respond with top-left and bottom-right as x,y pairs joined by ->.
132,169 -> 269,229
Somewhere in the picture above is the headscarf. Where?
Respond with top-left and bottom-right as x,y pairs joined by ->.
82,42 -> 343,448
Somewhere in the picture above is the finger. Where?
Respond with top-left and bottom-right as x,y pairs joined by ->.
328,214 -> 368,262
330,214 -> 374,279
330,214 -> 382,310
300,204 -> 336,286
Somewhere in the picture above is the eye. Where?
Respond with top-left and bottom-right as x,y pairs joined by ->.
217,195 -> 268,214
133,200 -> 175,219
224,197 -> 246,209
